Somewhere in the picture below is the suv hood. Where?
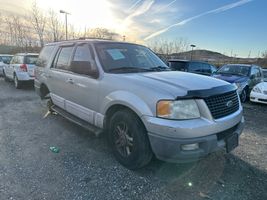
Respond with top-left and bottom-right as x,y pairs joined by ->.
120,71 -> 230,97
213,74 -> 248,83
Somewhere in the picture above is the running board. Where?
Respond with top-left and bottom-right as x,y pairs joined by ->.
51,105 -> 103,137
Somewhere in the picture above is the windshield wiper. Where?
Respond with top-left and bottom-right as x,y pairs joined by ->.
108,67 -> 151,73
148,66 -> 170,72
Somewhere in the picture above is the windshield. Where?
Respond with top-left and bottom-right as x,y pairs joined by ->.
95,43 -> 169,73
217,65 -> 250,76
25,55 -> 38,64
0,56 -> 12,64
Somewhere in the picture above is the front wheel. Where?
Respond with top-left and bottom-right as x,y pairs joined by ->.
240,88 -> 248,103
108,110 -> 153,170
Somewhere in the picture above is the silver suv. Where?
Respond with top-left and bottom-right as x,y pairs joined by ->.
35,39 -> 244,169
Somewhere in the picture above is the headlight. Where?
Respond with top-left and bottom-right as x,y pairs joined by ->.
252,86 -> 261,93
156,100 -> 200,120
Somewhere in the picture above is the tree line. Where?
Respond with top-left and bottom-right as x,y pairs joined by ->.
0,1 -> 119,53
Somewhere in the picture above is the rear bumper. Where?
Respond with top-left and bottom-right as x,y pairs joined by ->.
16,71 -> 35,81
147,117 -> 244,163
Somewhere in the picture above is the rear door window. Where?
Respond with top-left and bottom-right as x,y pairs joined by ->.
54,46 -> 74,71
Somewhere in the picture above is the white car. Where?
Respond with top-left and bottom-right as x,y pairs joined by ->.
263,69 -> 267,82
250,82 -> 267,104
0,54 -> 13,76
4,53 -> 38,89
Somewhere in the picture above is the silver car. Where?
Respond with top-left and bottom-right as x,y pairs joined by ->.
4,53 -> 38,88
35,40 -> 244,169
0,54 -> 13,76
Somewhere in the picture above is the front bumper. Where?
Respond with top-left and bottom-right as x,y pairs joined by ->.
142,108 -> 244,163
250,91 -> 267,104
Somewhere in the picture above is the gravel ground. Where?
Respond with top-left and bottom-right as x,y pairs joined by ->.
0,78 -> 266,200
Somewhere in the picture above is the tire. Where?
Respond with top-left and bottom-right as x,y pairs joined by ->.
108,110 -> 153,169
14,74 -> 22,89
240,88 -> 248,103
3,71 -> 8,82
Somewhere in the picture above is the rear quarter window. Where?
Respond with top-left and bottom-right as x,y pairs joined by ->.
36,46 -> 55,67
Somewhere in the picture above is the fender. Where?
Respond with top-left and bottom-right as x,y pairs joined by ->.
101,90 -> 153,117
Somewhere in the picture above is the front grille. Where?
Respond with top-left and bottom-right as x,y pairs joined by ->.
204,91 -> 239,119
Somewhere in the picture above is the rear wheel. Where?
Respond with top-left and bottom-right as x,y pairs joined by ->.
108,110 -> 153,170
3,71 -> 8,82
14,74 -> 22,89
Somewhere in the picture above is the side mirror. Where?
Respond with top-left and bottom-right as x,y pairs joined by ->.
70,61 -> 98,78
250,74 -> 255,79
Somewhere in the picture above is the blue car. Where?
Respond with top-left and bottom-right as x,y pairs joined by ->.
213,64 -> 263,102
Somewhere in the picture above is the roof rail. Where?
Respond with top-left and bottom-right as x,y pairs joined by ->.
78,37 -> 113,40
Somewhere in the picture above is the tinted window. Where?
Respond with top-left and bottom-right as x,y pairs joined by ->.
0,56 -> 12,64
168,61 -> 187,71
55,47 -> 73,71
188,62 -> 202,73
70,44 -> 98,76
263,71 -> 267,78
251,67 -> 261,78
25,56 -> 38,64
37,46 -> 55,67
202,63 -> 211,74
217,65 -> 250,76
73,44 -> 92,62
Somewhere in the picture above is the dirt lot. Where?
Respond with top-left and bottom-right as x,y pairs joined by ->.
0,77 -> 266,200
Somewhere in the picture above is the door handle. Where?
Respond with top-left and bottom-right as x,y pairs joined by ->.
66,78 -> 74,84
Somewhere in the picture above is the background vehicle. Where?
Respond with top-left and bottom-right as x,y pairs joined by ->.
262,69 -> 267,82
4,53 -> 38,89
213,64 -> 263,102
35,40 -> 244,169
0,54 -> 13,76
167,59 -> 217,76
250,82 -> 267,104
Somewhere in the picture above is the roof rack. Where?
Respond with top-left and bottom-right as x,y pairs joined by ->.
78,37 -> 113,41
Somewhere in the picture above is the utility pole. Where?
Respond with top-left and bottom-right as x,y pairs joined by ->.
190,44 -> 196,60
60,10 -> 71,40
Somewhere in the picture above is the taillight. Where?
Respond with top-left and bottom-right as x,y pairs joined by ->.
20,64 -> 27,72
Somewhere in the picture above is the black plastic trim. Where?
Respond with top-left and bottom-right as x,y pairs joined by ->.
176,84 -> 237,99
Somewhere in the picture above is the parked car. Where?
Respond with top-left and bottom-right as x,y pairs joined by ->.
0,54 -> 13,76
213,64 -> 263,102
250,74 -> 267,104
35,40 -> 244,169
167,59 -> 217,76
263,68 -> 267,82
4,53 -> 39,88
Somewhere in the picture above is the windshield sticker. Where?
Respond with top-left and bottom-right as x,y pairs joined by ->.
107,49 -> 125,60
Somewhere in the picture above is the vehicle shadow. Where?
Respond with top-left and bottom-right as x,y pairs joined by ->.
136,152 -> 267,200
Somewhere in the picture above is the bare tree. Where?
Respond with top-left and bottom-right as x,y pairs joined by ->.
147,38 -> 189,60
29,1 -> 47,47
46,9 -> 64,42
86,28 -> 119,40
